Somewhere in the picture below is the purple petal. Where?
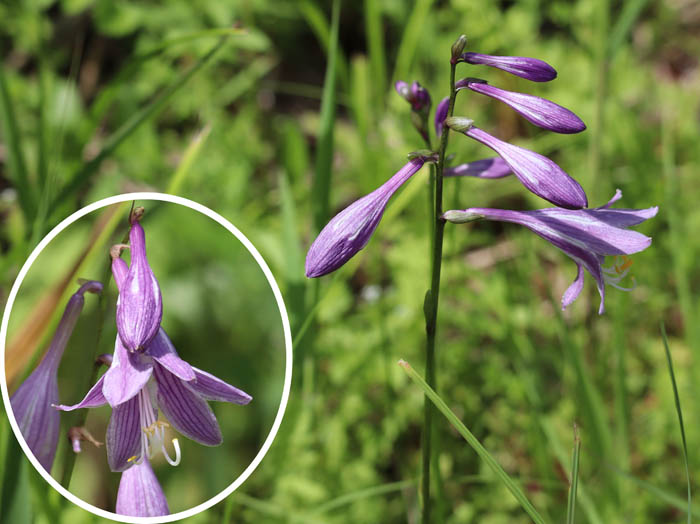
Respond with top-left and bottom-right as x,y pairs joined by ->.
187,367 -> 252,404
395,80 -> 430,112
305,157 -> 426,277
464,127 -> 587,209
112,256 -> 129,288
107,394 -> 143,472
444,157 -> 512,179
153,363 -> 222,446
562,264 -> 585,310
464,82 -> 585,134
116,457 -> 169,516
146,329 -> 196,382
103,336 -> 153,407
462,52 -> 557,82
116,220 -> 163,351
434,96 -> 450,137
54,375 -> 108,411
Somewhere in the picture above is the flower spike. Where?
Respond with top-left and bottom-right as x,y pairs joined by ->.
443,190 -> 658,313
461,52 -> 557,82
306,156 -> 429,277
115,209 -> 163,352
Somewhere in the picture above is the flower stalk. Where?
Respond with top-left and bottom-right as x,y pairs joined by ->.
421,50 -> 458,523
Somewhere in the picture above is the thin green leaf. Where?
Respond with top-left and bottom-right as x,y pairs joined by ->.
392,0 -> 435,82
51,36 -> 231,212
310,0 -> 340,234
399,359 -> 547,524
0,426 -> 31,524
167,124 -> 212,194
661,322 -> 692,523
0,63 -> 34,219
566,425 -> 581,524
364,0 -> 387,111
298,0 -> 349,87
607,0 -> 650,59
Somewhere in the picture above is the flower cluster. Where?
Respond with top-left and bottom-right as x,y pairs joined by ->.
10,208 -> 251,517
305,37 -> 657,314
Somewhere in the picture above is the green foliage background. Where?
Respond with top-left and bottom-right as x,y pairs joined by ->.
0,0 -> 698,522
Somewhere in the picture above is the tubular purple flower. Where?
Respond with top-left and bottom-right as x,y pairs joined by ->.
10,280 -> 102,472
116,456 -> 169,516
457,81 -> 586,134
434,96 -> 450,137
305,156 -> 428,278
57,256 -> 252,472
461,52 -> 557,82
116,214 -> 162,352
443,190 -> 658,313
451,124 -> 587,209
444,158 -> 512,179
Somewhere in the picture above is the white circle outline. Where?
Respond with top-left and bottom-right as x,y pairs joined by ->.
0,192 -> 293,523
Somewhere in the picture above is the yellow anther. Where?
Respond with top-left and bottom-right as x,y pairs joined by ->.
127,455 -> 138,463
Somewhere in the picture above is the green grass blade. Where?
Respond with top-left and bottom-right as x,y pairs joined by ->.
661,322 -> 692,523
607,0 -> 650,59
0,62 -> 34,220
51,36 -> 230,211
611,468 -> 700,518
399,359 -> 547,524
566,425 -> 581,524
392,0 -> 434,82
167,124 -> 212,194
310,0 -> 340,234
298,0 -> 349,87
364,0 -> 387,110
0,426 -> 32,524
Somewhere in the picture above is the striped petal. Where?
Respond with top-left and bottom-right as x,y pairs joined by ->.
187,367 -> 252,404
103,337 -> 153,407
116,457 -> 169,516
107,395 -> 142,472
147,329 -> 196,382
54,375 -> 108,411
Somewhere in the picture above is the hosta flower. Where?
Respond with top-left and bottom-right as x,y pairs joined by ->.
116,211 -> 162,352
444,157 -> 511,179
56,257 -> 252,472
116,456 -> 169,517
456,80 -> 586,134
10,280 -> 102,471
306,155 -> 432,278
460,52 -> 557,82
395,80 -> 431,113
443,190 -> 658,313
446,119 -> 587,209
434,96 -> 450,137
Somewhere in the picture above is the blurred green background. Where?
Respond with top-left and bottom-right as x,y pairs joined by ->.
0,0 -> 698,522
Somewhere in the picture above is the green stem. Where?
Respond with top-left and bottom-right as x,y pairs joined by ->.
421,60 -> 457,523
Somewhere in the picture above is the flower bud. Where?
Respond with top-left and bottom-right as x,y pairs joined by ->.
434,97 -> 450,137
445,116 -> 474,133
450,35 -> 468,64
461,52 -> 557,82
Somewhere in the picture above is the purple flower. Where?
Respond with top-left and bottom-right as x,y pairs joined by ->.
443,190 -> 658,313
444,157 -> 512,179
10,281 -> 102,472
116,213 -> 162,352
56,257 -> 252,472
395,81 -> 431,113
457,80 -> 585,134
434,96 -> 450,137
116,456 -> 169,516
447,122 -> 587,209
461,52 -> 557,82
306,156 -> 430,278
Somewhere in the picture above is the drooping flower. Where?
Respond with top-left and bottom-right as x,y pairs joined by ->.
10,280 -> 102,472
446,120 -> 588,209
456,80 -> 586,134
306,155 -> 432,278
116,456 -> 169,517
460,52 -> 557,82
434,96 -> 450,137
56,256 -> 252,472
116,210 -> 162,352
444,157 -> 511,179
443,190 -> 658,313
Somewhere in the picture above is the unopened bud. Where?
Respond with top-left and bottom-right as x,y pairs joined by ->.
451,35 -> 468,64
445,116 -> 474,133
442,210 -> 484,223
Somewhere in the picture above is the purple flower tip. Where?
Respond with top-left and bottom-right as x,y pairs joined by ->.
464,127 -> 587,209
465,82 -> 586,134
462,52 -> 557,82
115,219 -> 163,352
434,96 -> 450,137
305,157 -> 427,277
116,457 -> 169,516
444,157 -> 512,179
396,80 -> 431,112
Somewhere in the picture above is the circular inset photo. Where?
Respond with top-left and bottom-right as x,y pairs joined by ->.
0,193 -> 291,522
